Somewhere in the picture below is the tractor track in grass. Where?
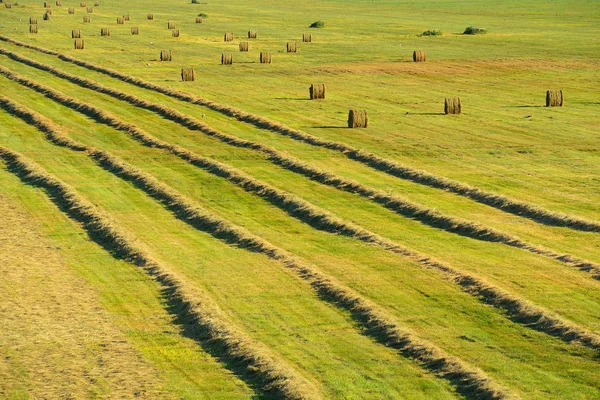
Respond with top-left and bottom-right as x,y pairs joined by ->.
0,97 -> 514,400
1,48 -> 599,281
1,35 -> 598,233
0,146 -> 321,400
2,70 -> 599,356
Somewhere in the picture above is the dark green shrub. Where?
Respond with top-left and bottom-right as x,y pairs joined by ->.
464,26 -> 487,34
309,20 -> 324,28
420,29 -> 442,36
197,12 -> 207,18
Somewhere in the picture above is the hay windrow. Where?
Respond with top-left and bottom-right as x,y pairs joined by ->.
3,65 -> 599,357
4,48 -> 599,283
3,36 -> 599,233
0,145 -> 321,400
0,97 -> 515,400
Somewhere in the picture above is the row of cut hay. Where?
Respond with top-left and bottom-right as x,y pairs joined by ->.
6,36 -> 595,232
7,46 -> 597,283
4,64 -> 599,357
0,96 -> 513,400
0,99 -> 511,399
0,144 -> 320,400
5,49 -> 598,285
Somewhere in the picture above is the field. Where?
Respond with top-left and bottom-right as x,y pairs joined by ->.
0,0 -> 599,398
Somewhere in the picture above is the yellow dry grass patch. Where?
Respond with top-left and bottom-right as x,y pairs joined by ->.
0,193 -> 164,399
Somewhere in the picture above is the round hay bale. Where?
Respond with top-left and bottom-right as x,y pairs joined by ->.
100,27 -> 110,36
196,16 -> 203,23
302,33 -> 312,43
131,26 -> 139,35
260,52 -> 272,64
68,7 -> 74,13
123,14 -> 130,21
309,84 -> 326,100
224,32 -> 234,42
94,1 -> 99,5
86,6 -> 92,13
168,22 -> 176,29
74,39 -> 84,49
287,42 -> 297,53
160,49 -> 172,61
55,0 -> 62,5
172,29 -> 180,37
348,110 -> 368,128
80,2 -> 86,7
248,30 -> 257,39
221,53 -> 232,65
239,41 -> 249,52
116,17 -> 124,24
29,17 -> 38,24
444,97 -> 462,114
4,3 -> 11,8
44,2 -> 51,7
83,15 -> 91,22
147,13 -> 154,20
181,68 -> 195,82
413,50 -> 426,62
29,24 -> 39,34
72,29 -> 81,38
546,90 -> 563,107
43,12 -> 50,20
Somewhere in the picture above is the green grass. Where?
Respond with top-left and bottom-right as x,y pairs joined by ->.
0,0 -> 599,397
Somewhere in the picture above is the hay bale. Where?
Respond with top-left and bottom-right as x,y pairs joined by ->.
80,2 -> 86,6
248,30 -> 257,39
302,33 -> 312,42
72,29 -> 81,38
45,8 -> 52,14
172,29 -> 180,37
68,7 -> 74,14
348,110 -> 368,128
83,15 -> 90,22
444,97 -> 462,114
94,1 -> 99,5
44,2 -> 51,7
413,50 -> 426,62
195,16 -> 203,23
224,32 -> 234,42
86,7 -> 93,13
147,13 -> 154,20
546,90 -> 563,107
160,49 -> 172,61
191,0 -> 199,3
100,27 -> 110,36
116,17 -> 124,24
74,39 -> 84,49
239,41 -> 249,52
29,24 -> 38,34
259,52 -> 272,64
123,14 -> 130,21
309,84 -> 326,99
167,22 -> 176,29
221,53 -> 232,65
131,26 -> 139,35
43,12 -> 50,20
181,68 -> 195,81
286,42 -> 297,53
4,3 -> 11,8
30,17 -> 38,24
55,0 -> 62,5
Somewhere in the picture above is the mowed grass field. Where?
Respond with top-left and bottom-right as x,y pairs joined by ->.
0,0 -> 599,398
